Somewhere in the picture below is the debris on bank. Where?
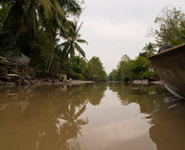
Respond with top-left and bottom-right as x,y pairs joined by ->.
0,57 -> 94,87
0,56 -> 39,87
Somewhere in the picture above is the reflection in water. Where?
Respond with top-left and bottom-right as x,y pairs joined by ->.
0,84 -> 106,150
109,83 -> 185,149
109,83 -> 169,114
1,83 -> 185,150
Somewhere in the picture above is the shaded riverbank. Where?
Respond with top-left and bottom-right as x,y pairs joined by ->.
0,56 -> 94,87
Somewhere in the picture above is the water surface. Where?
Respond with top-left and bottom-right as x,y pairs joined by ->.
0,83 -> 185,150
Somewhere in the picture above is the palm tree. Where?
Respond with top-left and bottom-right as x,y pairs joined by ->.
0,0 -> 82,47
143,42 -> 156,54
140,42 -> 157,57
59,21 -> 88,59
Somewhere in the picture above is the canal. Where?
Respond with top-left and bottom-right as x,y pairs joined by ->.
0,83 -> 185,150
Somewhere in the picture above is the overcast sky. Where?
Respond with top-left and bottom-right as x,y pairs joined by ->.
79,0 -> 185,73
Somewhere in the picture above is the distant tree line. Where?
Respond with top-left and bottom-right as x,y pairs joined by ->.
108,43 -> 157,82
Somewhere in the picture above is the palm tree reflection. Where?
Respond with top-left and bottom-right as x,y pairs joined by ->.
38,105 -> 88,150
36,87 -> 89,150
0,85 -> 91,150
57,104 -> 88,146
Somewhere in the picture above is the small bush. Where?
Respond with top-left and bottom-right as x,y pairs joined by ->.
142,71 -> 156,78
74,73 -> 84,80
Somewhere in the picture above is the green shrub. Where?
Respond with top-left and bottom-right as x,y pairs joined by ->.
142,71 -> 156,78
73,73 -> 84,80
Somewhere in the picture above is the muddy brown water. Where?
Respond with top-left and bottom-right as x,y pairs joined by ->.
0,83 -> 185,150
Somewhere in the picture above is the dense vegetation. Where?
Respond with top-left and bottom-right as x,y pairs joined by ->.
65,56 -> 107,81
0,0 -> 107,81
0,3 -> 184,82
109,43 -> 157,82
109,7 -> 185,82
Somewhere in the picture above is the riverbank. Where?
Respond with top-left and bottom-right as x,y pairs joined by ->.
0,56 -> 94,87
38,79 -> 94,86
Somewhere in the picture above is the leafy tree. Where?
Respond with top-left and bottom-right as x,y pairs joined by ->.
109,69 -> 118,81
87,57 -> 107,81
151,7 -> 185,46
131,56 -> 150,79
67,56 -> 89,80
116,55 -> 132,81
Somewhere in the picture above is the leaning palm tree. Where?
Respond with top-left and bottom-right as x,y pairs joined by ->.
59,21 -> 88,59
